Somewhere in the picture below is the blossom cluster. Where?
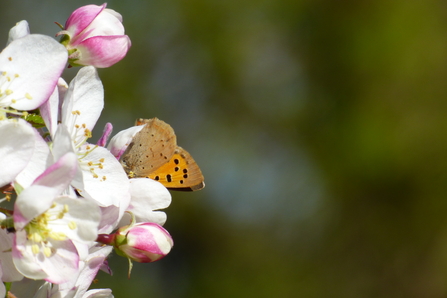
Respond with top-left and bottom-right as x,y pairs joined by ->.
0,4 -> 178,298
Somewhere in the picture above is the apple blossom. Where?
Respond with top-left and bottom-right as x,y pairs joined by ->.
57,3 -> 131,68
12,153 -> 101,284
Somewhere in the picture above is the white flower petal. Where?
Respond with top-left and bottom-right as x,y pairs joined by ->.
68,246 -> 113,298
85,9 -> 124,37
33,152 -> 78,192
12,231 -> 48,281
127,178 -> 171,225
15,127 -> 51,188
41,240 -> 80,284
50,196 -> 100,243
62,66 -> 104,140
13,230 -> 80,285
14,185 -> 60,228
0,119 -> 35,187
98,205 -> 121,234
52,124 -> 76,162
0,34 -> 67,110
0,229 -> 23,282
40,78 -> 68,138
82,289 -> 113,298
72,145 -> 130,207
7,20 -> 30,44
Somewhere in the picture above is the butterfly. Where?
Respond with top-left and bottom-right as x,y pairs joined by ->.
119,118 -> 205,191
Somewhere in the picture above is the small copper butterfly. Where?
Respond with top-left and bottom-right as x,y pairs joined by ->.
119,118 -> 205,191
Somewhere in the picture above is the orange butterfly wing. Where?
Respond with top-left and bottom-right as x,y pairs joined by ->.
147,147 -> 205,191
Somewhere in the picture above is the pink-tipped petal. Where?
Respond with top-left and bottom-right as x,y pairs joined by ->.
65,4 -> 107,37
32,152 -> 78,192
76,35 -> 131,68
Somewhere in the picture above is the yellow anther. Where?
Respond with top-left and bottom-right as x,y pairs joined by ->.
25,93 -> 32,100
43,246 -> 52,257
68,221 -> 77,230
5,89 -> 13,95
99,158 -> 105,163
32,244 -> 40,255
50,231 -> 67,241
30,233 -> 42,242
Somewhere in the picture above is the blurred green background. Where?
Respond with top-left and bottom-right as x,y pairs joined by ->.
4,0 -> 447,297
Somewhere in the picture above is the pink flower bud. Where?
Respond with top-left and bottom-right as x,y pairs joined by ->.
58,3 -> 131,68
114,223 -> 173,263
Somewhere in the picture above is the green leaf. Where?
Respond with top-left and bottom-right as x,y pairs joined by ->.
24,114 -> 46,129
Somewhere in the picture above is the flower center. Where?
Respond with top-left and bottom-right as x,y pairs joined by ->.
25,203 -> 75,257
77,144 -> 107,182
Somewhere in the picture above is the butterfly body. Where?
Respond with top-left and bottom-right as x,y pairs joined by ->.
120,118 -> 205,191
